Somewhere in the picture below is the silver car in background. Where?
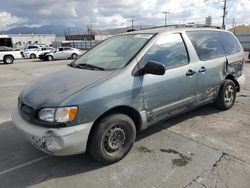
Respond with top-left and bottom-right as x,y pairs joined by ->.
39,47 -> 84,61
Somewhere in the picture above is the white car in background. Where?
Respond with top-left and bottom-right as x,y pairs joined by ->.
23,47 -> 55,59
39,47 -> 84,61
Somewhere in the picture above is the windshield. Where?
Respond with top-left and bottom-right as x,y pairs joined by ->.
73,34 -> 153,70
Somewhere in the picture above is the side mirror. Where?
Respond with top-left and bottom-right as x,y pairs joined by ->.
133,61 -> 165,76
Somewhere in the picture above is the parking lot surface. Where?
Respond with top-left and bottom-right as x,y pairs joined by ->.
0,59 -> 250,188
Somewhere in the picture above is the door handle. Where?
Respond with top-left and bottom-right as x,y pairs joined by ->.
199,66 -> 207,73
186,69 -> 196,76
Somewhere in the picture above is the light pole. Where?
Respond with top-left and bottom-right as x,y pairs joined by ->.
162,12 -> 170,27
222,0 -> 227,29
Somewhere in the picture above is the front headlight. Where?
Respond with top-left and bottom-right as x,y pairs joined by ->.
38,106 -> 78,123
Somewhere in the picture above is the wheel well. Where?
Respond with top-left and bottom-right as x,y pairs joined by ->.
225,74 -> 240,92
4,55 -> 14,59
86,106 -> 142,149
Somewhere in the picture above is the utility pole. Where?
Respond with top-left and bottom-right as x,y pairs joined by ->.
232,18 -> 236,34
162,12 -> 170,27
222,0 -> 227,29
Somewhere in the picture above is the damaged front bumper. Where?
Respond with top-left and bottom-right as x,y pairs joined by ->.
11,109 -> 93,156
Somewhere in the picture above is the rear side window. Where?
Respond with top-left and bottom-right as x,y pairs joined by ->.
218,32 -> 241,56
142,34 -> 189,69
186,31 -> 224,61
64,48 -> 72,51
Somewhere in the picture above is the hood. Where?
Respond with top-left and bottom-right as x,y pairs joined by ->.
21,66 -> 114,109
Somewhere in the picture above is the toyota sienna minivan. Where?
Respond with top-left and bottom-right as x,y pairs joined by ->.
12,25 -> 246,164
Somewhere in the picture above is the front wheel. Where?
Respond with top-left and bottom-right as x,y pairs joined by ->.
30,54 -> 36,59
71,53 -> 78,59
47,55 -> 53,61
216,79 -> 236,110
88,114 -> 136,164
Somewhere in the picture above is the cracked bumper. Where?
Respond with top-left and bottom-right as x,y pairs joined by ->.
11,109 -> 93,156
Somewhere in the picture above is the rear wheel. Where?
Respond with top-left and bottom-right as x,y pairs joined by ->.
3,55 -> 14,64
47,55 -> 53,61
30,54 -> 36,59
216,79 -> 236,110
71,53 -> 78,59
89,114 -> 136,164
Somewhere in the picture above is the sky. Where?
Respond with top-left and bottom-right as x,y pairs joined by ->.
0,0 -> 249,31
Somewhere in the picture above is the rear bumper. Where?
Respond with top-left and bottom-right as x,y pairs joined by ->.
237,74 -> 246,91
11,109 -> 93,156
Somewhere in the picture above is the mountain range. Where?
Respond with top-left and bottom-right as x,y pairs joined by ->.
1,25 -> 83,36
1,25 -> 155,36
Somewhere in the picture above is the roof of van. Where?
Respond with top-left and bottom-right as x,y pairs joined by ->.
121,24 -> 222,35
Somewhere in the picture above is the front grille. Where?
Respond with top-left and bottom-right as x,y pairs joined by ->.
18,99 -> 66,128
19,102 -> 36,122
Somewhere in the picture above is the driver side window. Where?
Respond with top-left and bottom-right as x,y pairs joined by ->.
142,34 -> 189,69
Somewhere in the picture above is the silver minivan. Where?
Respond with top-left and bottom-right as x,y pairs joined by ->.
12,25 -> 246,164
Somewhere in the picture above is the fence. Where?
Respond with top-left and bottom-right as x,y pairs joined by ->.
52,40 -> 101,50
234,32 -> 250,51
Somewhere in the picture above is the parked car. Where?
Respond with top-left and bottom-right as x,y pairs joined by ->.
0,48 -> 23,64
39,47 -> 83,61
12,25 -> 246,164
20,44 -> 47,57
23,47 -> 55,59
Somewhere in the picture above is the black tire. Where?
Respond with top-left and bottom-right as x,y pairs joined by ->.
71,53 -> 78,59
89,114 -> 136,164
47,55 -> 53,61
216,79 -> 236,110
3,55 -> 14,64
30,53 -> 36,59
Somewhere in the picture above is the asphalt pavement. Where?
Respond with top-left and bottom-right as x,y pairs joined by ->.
0,59 -> 250,188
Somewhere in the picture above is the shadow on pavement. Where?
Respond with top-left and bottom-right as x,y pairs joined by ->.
0,121 -> 105,188
136,103 -> 222,141
0,104 -> 221,188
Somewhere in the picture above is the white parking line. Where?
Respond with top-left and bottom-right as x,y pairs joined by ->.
0,156 -> 50,176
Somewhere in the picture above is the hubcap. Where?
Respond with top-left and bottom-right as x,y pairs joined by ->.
224,85 -> 234,106
103,125 -> 126,155
6,58 -> 12,63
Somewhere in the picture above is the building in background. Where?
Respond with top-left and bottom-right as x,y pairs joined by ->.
65,34 -> 95,41
229,25 -> 250,51
0,34 -> 56,48
52,33 -> 112,50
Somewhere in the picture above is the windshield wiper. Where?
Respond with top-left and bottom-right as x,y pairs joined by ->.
77,63 -> 105,71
